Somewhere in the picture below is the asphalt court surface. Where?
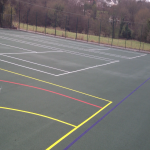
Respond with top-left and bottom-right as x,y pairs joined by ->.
0,29 -> 150,150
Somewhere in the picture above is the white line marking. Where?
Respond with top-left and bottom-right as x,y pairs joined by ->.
62,50 -> 114,61
56,61 -> 120,76
0,51 -> 63,55
2,55 -> 69,72
127,54 -> 147,59
0,32 -> 147,58
0,86 -> 2,93
1,32 -> 145,58
0,59 -> 58,76
0,52 -> 37,55
0,36 -> 115,61
1,32 -> 108,50
2,33 -> 111,52
0,59 -> 119,77
1,33 -> 144,59
0,42 -> 35,52
107,48 -> 143,54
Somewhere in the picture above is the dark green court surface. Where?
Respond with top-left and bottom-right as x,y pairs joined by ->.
0,29 -> 150,150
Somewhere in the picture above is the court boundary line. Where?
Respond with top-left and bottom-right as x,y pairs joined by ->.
0,35 -> 115,61
0,57 -> 119,76
0,32 -> 147,59
1,28 -> 149,54
56,61 -> 119,76
2,55 -> 69,73
0,59 -> 58,76
0,69 -> 113,149
3,33 -> 110,52
0,80 -> 103,109
0,42 -> 63,55
0,32 -> 111,50
46,101 -> 112,150
0,68 -> 112,102
0,106 -> 76,127
64,77 -> 150,149
0,34 -> 131,59
0,51 -> 63,55
0,42 -> 35,52
128,54 -> 147,59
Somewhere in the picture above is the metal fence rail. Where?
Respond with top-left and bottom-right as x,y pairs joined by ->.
0,4 -> 150,51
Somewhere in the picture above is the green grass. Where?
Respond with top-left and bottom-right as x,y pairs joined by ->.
14,22 -> 150,51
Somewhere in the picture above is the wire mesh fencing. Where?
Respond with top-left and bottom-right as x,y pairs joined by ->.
0,4 -> 150,51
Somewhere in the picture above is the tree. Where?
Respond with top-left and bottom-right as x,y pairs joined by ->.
0,0 -> 8,26
91,4 -> 97,19
120,24 -> 131,39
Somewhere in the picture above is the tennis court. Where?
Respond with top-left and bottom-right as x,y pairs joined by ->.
0,28 -> 150,150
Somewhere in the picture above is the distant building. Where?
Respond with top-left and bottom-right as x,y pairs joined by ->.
104,0 -> 118,7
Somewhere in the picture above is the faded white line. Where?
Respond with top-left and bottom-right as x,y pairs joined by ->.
0,59 -> 58,76
0,36 -> 114,61
1,32 -> 107,50
0,33 -> 138,59
127,54 -> 147,59
56,61 -> 120,76
0,43 -> 35,52
2,55 -> 69,72
0,51 -> 63,55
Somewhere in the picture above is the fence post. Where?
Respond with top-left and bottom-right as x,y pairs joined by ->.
1,5 -> 4,27
131,23 -> 133,49
87,18 -> 89,42
45,13 -> 47,34
36,12 -> 37,32
99,19 -> 101,44
19,2 -> 20,29
76,17 -> 78,40
26,10 -> 29,31
11,7 -> 12,28
125,23 -> 127,49
139,25 -> 143,50
65,16 -> 67,38
111,17 -> 114,46
55,14 -> 57,36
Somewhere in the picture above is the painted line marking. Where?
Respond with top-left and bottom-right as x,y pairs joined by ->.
0,32 -> 110,50
0,69 -> 112,149
0,80 -> 103,109
56,61 -> 119,76
0,106 -> 76,127
107,47 -> 144,54
0,56 -> 119,77
0,68 -> 112,103
4,32 -> 146,56
127,54 -> 147,59
64,77 -> 150,150
0,51 -> 63,55
0,35 -> 114,61
0,42 -> 63,55
0,59 -> 58,76
2,55 -> 69,73
1,33 -> 145,59
3,33 -> 147,59
0,33 -> 117,60
46,102 -> 112,150
0,42 -> 35,52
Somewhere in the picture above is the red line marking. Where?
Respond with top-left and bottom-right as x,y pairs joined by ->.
0,80 -> 103,108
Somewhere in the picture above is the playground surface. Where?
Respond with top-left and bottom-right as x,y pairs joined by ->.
0,29 -> 150,150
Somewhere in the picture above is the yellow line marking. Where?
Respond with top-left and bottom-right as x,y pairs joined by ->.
46,101 -> 112,150
0,68 -> 112,103
0,68 -> 113,149
0,106 -> 76,128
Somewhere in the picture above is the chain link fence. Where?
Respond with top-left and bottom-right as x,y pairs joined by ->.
0,4 -> 150,51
